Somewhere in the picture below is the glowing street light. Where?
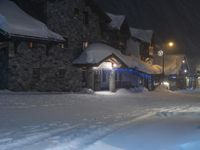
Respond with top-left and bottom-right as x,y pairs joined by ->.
184,69 -> 188,73
168,42 -> 174,48
159,41 -> 175,82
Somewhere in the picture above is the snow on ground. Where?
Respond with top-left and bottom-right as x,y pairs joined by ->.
85,115 -> 200,150
0,90 -> 200,150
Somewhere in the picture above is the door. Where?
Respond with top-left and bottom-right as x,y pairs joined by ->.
0,46 -> 8,89
100,69 -> 111,90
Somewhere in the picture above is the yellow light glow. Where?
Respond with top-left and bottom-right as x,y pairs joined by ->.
163,81 -> 169,87
113,63 -> 117,68
182,60 -> 186,64
162,81 -> 170,89
168,42 -> 174,47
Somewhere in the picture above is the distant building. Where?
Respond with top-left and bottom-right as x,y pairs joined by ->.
153,54 -> 189,90
187,55 -> 200,89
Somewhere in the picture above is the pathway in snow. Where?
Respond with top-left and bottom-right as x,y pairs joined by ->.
0,90 -> 199,149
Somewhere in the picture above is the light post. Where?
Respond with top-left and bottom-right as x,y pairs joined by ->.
158,42 -> 175,82
158,49 -> 165,81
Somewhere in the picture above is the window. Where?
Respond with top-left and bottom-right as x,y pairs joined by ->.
74,8 -> 80,17
83,11 -> 89,25
64,37 -> 68,48
9,42 -> 19,57
58,69 -> 66,78
102,70 -> 106,82
58,43 -> 65,49
29,42 -> 33,48
14,42 -> 19,54
32,68 -> 40,79
83,41 -> 89,49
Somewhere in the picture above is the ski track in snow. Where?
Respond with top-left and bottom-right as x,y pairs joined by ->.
0,90 -> 199,149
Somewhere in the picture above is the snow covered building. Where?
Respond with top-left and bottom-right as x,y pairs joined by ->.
0,0 -> 112,91
74,43 -> 160,91
153,54 -> 189,90
0,0 -> 74,91
102,13 -> 130,54
128,27 -> 154,62
187,55 -> 200,89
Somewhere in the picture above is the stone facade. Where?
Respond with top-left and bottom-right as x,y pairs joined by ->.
3,0 -> 105,91
46,0 -> 102,58
7,42 -> 82,92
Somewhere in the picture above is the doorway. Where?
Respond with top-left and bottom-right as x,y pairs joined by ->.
0,45 -> 8,89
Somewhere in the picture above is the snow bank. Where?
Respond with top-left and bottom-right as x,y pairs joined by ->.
116,87 -> 149,95
130,86 -> 149,93
0,0 -> 64,41
155,85 -> 170,92
116,88 -> 133,95
80,88 -> 94,94
130,27 -> 153,43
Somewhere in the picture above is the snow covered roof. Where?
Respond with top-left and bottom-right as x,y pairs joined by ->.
130,27 -> 153,43
73,43 -> 160,74
0,0 -> 64,42
106,12 -> 126,30
153,54 -> 186,75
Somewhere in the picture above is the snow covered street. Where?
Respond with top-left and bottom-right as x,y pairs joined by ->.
0,90 -> 200,150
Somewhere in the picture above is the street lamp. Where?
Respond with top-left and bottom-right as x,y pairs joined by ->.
168,42 -> 174,47
158,41 -> 175,82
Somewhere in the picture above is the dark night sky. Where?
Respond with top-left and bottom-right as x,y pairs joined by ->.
95,0 -> 200,55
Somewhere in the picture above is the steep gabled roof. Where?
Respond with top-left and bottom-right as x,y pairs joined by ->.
73,43 -> 160,74
106,12 -> 126,30
130,27 -> 153,43
0,0 -> 64,42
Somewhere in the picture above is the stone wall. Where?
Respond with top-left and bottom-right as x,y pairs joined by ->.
8,42 -> 82,92
46,0 -> 102,58
7,0 -> 103,91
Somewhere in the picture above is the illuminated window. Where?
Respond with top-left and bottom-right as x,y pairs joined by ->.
74,8 -> 80,16
58,43 -> 65,49
29,42 -> 33,48
83,41 -> 89,49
